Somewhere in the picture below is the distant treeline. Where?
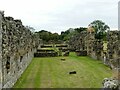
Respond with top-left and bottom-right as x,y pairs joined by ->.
35,27 -> 87,42
32,20 -> 109,42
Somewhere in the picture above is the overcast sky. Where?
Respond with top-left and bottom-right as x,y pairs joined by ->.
0,0 -> 119,34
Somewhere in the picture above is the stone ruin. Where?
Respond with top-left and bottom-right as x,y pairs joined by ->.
106,31 -> 120,68
0,10 -> 119,89
34,44 -> 69,57
69,30 -> 120,89
34,49 -> 58,57
69,31 -> 103,59
0,11 -> 40,89
103,31 -> 120,89
69,31 -> 87,56
85,32 -> 104,60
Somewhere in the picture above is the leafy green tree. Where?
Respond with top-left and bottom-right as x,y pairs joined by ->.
36,30 -> 60,42
60,27 -> 87,41
63,29 -> 78,41
51,33 -> 59,41
74,27 -> 87,33
36,27 -> 87,42
59,30 -> 70,40
89,20 -> 110,39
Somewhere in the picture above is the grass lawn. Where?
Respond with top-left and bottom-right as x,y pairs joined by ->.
13,52 -> 112,88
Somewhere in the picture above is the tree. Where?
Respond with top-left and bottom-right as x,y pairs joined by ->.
60,28 -> 78,41
74,27 -> 87,33
88,20 -> 110,39
36,30 -> 60,42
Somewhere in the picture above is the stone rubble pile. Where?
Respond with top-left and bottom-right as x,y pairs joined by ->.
102,78 -> 119,89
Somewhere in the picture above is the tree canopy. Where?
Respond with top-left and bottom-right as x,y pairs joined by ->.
88,20 -> 110,39
35,27 -> 87,42
60,27 -> 87,41
35,30 -> 59,42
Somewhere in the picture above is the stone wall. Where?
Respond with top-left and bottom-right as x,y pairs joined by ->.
86,32 -> 104,60
0,11 -> 3,89
0,11 -> 40,89
102,31 -> 120,89
106,31 -> 120,67
69,31 -> 87,51
69,30 -> 120,89
69,31 -> 104,60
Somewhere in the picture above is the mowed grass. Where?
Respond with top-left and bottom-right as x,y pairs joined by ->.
13,52 -> 112,88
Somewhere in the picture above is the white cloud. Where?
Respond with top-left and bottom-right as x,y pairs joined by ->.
0,0 -> 119,34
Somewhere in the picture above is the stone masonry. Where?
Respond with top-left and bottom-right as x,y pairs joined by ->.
0,11 -> 40,89
102,31 -> 120,89
69,30 -> 120,89
69,31 -> 104,60
0,11 -> 3,89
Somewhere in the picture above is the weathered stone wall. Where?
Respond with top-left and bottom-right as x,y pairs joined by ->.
102,31 -> 120,89
85,32 -> 96,58
0,11 -> 40,89
69,31 -> 87,51
69,31 -> 104,60
106,31 -> 120,77
106,31 -> 120,67
69,30 -> 120,89
0,11 -> 3,90
85,32 -> 104,60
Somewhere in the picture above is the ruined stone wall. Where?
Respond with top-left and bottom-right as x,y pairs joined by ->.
0,11 -> 3,89
69,31 -> 87,51
69,30 -> 120,88
85,32 -> 104,60
85,32 -> 95,58
106,31 -> 120,78
69,31 -> 104,60
107,31 -> 120,66
0,11 -> 40,89
102,31 -> 120,89
69,34 -> 80,51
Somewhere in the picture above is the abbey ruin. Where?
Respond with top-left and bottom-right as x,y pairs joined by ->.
69,30 -> 120,89
0,11 -> 120,89
0,11 -> 40,89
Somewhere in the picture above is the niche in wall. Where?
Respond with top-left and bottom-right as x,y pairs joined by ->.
6,56 -> 10,74
20,56 -> 23,62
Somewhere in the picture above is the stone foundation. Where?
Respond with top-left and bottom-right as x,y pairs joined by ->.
34,52 -> 58,57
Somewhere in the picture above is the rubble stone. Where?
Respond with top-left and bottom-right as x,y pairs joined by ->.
0,11 -> 40,89
68,30 -> 120,89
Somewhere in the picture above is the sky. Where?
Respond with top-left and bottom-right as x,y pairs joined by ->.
0,0 -> 119,34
